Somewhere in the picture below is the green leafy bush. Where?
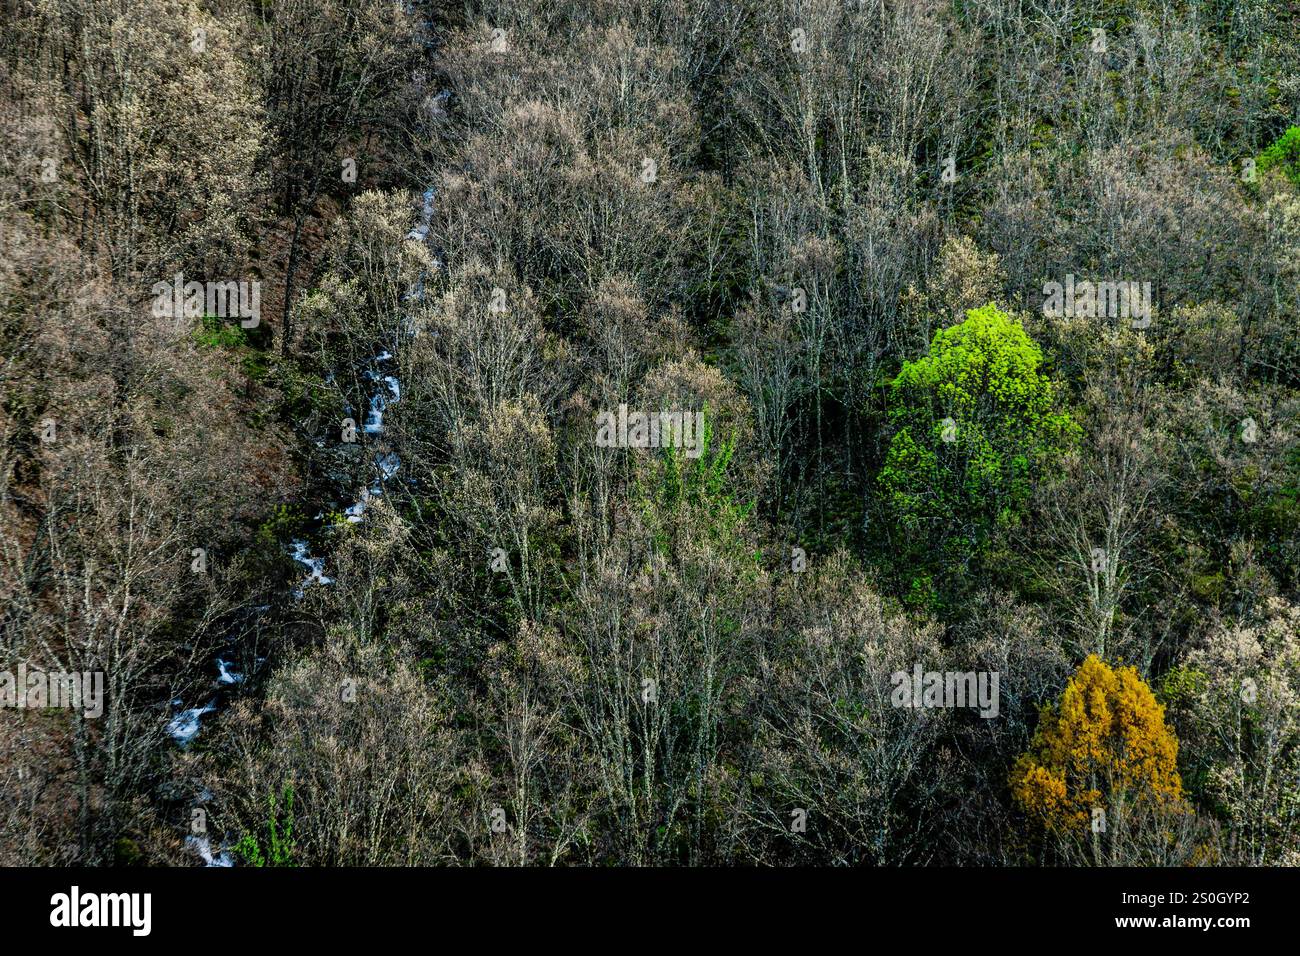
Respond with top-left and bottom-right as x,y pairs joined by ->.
234,783 -> 296,867
1258,126 -> 1300,186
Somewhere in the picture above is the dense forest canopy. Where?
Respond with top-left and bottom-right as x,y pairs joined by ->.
0,0 -> 1297,867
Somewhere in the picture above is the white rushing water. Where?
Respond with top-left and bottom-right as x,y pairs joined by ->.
186,834 -> 234,868
215,657 -> 242,686
166,699 -> 217,746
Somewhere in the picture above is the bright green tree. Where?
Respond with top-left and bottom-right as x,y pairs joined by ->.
878,304 -> 1077,604
1258,126 -> 1300,187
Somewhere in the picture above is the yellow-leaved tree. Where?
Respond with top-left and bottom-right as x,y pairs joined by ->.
1011,656 -> 1188,862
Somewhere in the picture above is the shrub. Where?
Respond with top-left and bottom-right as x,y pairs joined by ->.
1258,126 -> 1300,187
